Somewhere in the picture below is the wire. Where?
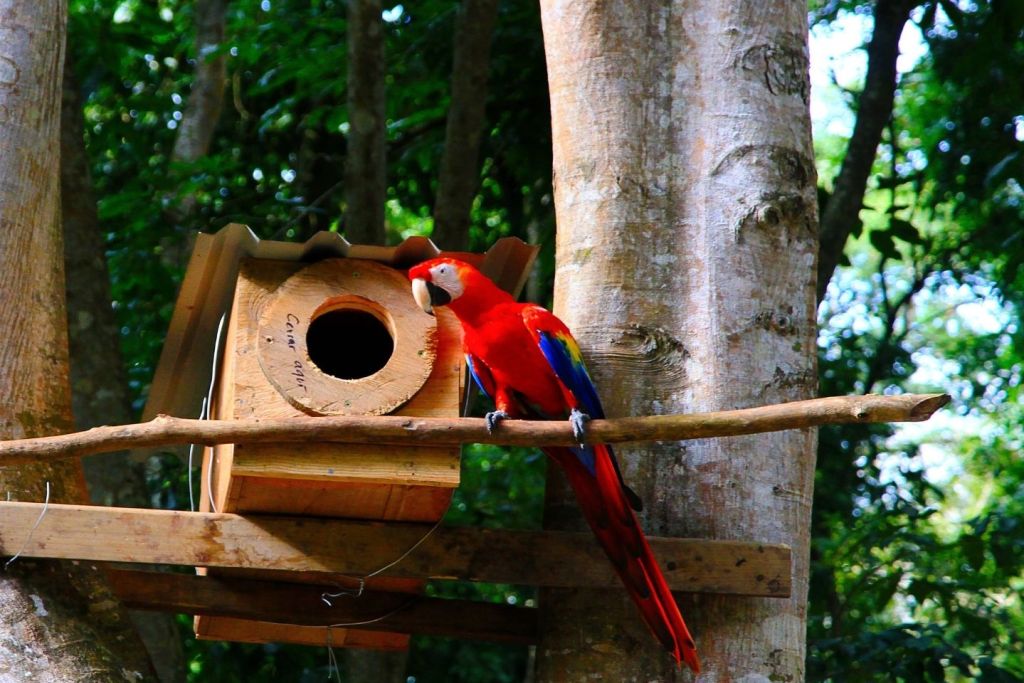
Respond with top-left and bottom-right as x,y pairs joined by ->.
193,313 -> 227,513
320,509 -> 448,606
4,481 -> 51,570
325,598 -> 418,629
325,627 -> 341,682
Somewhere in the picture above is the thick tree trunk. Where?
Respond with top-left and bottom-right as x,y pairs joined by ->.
61,48 -> 188,683
538,1 -> 818,680
432,0 -> 500,251
0,2 -> 156,679
344,0 -> 387,245
817,0 -> 915,302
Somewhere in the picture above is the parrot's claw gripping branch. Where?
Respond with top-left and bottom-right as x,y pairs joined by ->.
485,410 -> 510,434
569,408 -> 590,446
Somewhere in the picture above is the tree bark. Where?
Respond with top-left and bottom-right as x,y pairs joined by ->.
344,0 -> 387,245
172,0 -> 229,166
431,0 -> 501,251
0,2 -> 156,679
538,1 -> 819,680
61,48 -> 188,683
816,0 -> 915,302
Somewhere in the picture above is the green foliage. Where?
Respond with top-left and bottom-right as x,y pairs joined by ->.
809,2 -> 1024,679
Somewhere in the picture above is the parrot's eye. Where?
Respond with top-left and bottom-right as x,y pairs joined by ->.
429,262 -> 463,301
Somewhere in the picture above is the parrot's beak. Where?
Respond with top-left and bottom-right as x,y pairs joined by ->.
412,278 -> 432,314
412,277 -> 452,315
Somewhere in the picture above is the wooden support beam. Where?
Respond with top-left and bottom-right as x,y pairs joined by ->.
110,569 -> 537,644
0,393 -> 949,466
0,502 -> 789,597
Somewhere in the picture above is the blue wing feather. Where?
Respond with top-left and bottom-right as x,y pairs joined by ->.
536,331 -> 605,419
527,313 -> 641,509
466,353 -> 494,400
533,327 -> 605,477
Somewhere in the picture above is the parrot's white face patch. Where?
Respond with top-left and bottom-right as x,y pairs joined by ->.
430,263 -> 464,301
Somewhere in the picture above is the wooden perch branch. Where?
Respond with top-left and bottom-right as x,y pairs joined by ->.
0,393 -> 949,466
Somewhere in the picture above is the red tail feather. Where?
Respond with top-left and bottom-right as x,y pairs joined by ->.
546,446 -> 700,673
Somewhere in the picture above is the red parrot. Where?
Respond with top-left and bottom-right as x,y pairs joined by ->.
409,257 -> 699,672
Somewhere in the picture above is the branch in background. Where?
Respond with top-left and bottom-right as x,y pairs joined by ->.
431,0 -> 501,251
172,0 -> 229,165
344,0 -> 387,245
163,0 -> 229,272
817,0 -> 917,303
60,50 -> 149,508
0,394 -> 950,466
340,8 -> 394,676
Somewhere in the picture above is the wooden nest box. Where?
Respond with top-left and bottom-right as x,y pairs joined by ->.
207,256 -> 460,522
144,224 -> 537,649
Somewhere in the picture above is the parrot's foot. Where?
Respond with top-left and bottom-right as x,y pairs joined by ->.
485,410 -> 510,433
569,408 -> 590,445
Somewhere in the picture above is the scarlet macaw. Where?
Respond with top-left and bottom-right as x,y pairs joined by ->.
409,257 -> 699,672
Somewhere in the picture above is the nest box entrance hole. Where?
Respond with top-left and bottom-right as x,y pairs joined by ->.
307,298 -> 395,380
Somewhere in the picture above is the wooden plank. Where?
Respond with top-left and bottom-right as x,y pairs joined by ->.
230,478 -> 453,521
113,570 -> 538,644
0,503 -> 790,596
230,442 -> 460,487
195,617 -> 409,649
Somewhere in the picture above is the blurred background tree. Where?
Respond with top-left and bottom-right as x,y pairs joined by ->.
60,0 -> 1023,680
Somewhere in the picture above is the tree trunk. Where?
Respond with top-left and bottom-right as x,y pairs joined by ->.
432,0 -> 501,251
172,0 -> 229,166
161,0 -> 229,271
344,10 -> 403,679
61,48 -> 188,683
341,3 -> 403,677
537,1 -> 818,680
0,2 -> 156,679
344,0 -> 387,245
61,50 -> 149,510
816,0 -> 915,302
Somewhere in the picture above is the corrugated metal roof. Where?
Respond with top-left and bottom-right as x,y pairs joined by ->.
142,224 -> 538,421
